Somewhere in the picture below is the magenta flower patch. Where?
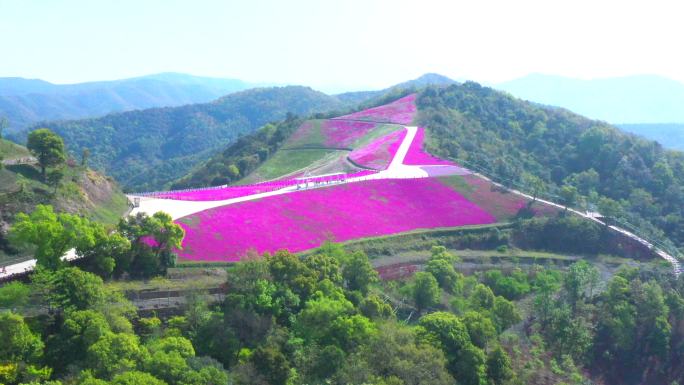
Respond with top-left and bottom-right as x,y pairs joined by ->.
321,120 -> 378,147
175,178 -> 496,261
333,94 -> 417,125
403,127 -> 455,166
348,129 -> 407,170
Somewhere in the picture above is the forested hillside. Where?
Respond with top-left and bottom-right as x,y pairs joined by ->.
0,73 -> 251,134
0,137 -> 128,264
418,82 -> 684,251
37,86 -> 345,192
1,236 -> 682,385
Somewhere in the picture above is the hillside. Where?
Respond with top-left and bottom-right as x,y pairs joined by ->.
0,139 -> 128,263
172,81 -> 454,189
618,123 -> 684,151
35,86 -> 346,192
495,73 -> 684,123
129,94 -> 556,261
0,73 -> 252,135
418,82 -> 684,251
335,72 -> 457,105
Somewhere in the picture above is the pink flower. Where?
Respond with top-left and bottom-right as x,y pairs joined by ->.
174,178 -> 496,261
332,94 -> 417,125
348,129 -> 407,170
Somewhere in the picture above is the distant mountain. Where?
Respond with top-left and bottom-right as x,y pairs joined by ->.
336,73 -> 457,105
618,123 -> 684,151
38,86 -> 345,192
495,74 -> 684,124
0,73 -> 253,134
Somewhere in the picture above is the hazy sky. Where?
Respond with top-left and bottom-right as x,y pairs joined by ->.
1,0 -> 683,92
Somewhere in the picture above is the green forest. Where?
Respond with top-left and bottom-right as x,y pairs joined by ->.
36,87 -> 346,192
1,210 -> 683,385
418,82 -> 684,253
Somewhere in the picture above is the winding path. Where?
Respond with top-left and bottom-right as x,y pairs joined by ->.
128,126 -> 436,220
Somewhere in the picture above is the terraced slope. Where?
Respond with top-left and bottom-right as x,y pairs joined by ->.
130,94 -> 555,261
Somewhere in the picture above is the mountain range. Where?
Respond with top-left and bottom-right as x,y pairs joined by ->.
23,74 -> 456,192
0,73 -> 254,134
494,73 -> 684,124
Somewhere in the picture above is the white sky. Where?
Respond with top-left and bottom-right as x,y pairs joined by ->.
0,0 -> 683,92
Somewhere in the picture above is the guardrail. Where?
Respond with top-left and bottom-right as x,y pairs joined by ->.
449,156 -> 683,274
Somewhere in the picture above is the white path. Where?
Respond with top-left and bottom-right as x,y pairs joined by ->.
129,126 -> 432,220
1,249 -> 78,280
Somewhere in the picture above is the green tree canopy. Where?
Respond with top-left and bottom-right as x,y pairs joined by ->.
412,272 -> 441,311
10,205 -> 97,269
26,128 -> 66,180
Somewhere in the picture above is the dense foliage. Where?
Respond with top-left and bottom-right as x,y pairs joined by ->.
171,116 -> 303,189
38,86 -> 345,192
2,228 -> 684,384
418,82 -> 684,251
10,206 -> 184,278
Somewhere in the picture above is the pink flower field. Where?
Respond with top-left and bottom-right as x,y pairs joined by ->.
348,129 -> 406,170
403,127 -> 455,166
332,94 -> 417,125
175,178 -> 496,261
321,120 -> 378,147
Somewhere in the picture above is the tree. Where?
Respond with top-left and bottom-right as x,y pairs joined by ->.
425,247 -> 462,293
304,253 -> 342,285
45,310 -> 111,372
79,224 -> 131,278
417,312 -> 486,385
0,281 -> 31,308
111,370 -> 167,385
523,173 -> 546,203
26,128 -> 66,180
117,212 -> 184,277
598,197 -> 623,224
50,267 -> 107,311
486,346 -> 514,385
328,314 -> 377,350
563,260 -> 599,311
251,345 -> 291,385
462,311 -> 497,349
359,294 -> 393,319
559,185 -> 579,212
0,312 -> 44,363
266,250 -> 317,301
86,333 -> 147,379
469,284 -> 495,311
46,167 -> 65,193
342,251 -> 378,294
82,147 -> 90,167
337,322 -> 455,385
412,272 -> 441,311
10,205 -> 97,269
492,296 -> 522,332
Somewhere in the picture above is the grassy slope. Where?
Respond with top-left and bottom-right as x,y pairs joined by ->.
0,139 -> 31,159
239,120 -> 405,183
239,149 -> 343,183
